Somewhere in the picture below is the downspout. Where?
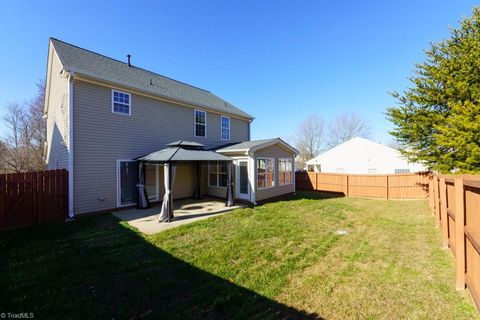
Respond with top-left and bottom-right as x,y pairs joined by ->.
248,151 -> 257,205
248,119 -> 252,141
67,71 -> 75,220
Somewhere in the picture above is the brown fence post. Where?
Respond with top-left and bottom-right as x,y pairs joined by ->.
434,177 -> 441,226
454,177 -> 466,290
38,170 -> 43,222
428,179 -> 435,213
439,177 -> 449,248
386,175 -> 389,200
346,174 -> 349,197
315,172 -> 318,191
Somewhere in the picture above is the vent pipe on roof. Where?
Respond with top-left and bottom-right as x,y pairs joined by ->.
127,54 -> 132,67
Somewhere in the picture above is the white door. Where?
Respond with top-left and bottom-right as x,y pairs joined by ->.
236,160 -> 250,200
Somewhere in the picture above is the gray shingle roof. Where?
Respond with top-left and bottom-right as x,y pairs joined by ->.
50,38 -> 254,120
166,140 -> 205,148
214,138 -> 298,155
214,139 -> 278,152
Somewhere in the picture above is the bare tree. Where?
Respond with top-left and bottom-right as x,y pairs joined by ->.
27,79 -> 46,169
0,80 -> 46,173
292,115 -> 325,169
326,113 -> 372,148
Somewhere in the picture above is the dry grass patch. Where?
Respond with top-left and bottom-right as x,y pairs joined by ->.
277,197 -> 478,319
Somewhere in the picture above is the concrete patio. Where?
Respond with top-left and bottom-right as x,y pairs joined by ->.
112,197 -> 246,234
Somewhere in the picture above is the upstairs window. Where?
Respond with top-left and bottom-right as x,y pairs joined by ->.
112,90 -> 131,115
257,157 -> 275,189
221,116 -> 230,140
194,110 -> 207,137
395,169 -> 410,174
279,158 -> 293,186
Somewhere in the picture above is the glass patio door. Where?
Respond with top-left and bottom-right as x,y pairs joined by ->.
237,160 -> 249,200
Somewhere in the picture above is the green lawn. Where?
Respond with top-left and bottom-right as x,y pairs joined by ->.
1,192 -> 478,319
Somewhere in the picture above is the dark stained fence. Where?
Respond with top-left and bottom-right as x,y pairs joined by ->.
0,169 -> 68,230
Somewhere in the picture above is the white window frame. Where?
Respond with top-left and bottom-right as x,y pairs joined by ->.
116,159 -> 137,208
194,109 -> 207,138
111,89 -> 131,116
278,158 -> 293,186
395,168 -> 410,174
208,161 -> 227,188
257,157 -> 275,190
220,115 -> 230,141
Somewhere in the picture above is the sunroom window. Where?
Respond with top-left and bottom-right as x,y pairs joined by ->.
257,158 -> 275,189
279,158 -> 293,186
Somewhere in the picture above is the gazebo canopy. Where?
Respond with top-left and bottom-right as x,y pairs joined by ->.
135,140 -> 234,223
136,140 -> 233,163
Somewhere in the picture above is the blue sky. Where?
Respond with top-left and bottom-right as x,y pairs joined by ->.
0,1 -> 477,143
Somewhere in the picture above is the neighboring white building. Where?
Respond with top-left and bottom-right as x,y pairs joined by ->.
305,137 -> 427,174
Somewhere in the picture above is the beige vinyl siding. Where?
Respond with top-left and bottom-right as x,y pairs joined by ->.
204,161 -> 235,199
145,163 -> 195,202
45,48 -> 70,169
254,144 -> 295,202
73,80 -> 249,214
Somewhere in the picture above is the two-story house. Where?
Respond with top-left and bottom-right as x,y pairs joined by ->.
44,38 -> 297,218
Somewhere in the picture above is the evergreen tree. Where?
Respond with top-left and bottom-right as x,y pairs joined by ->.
387,8 -> 480,173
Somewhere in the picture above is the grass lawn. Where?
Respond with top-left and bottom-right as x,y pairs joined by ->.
1,192 -> 478,319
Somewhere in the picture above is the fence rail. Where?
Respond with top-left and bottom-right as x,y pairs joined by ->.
0,169 -> 68,230
295,172 -> 430,199
430,174 -> 480,310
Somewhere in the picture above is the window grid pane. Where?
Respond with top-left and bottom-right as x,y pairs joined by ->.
221,117 -> 230,140
257,158 -> 275,189
195,110 -> 206,137
112,90 -> 130,115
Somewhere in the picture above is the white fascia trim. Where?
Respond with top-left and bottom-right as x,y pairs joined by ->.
216,149 -> 249,154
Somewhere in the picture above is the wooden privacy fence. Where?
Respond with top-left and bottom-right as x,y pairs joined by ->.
295,172 -> 430,199
430,175 -> 480,310
0,169 -> 68,230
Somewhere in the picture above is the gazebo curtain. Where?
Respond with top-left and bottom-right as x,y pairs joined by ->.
226,162 -> 234,207
193,162 -> 202,200
137,162 -> 150,209
159,163 -> 176,222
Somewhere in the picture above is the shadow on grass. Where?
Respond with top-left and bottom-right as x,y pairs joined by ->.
257,190 -> 345,206
0,214 -> 323,319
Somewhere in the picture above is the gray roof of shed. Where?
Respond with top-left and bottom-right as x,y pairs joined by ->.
50,38 -> 254,120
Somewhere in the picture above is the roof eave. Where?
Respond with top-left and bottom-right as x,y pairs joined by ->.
67,72 -> 254,121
